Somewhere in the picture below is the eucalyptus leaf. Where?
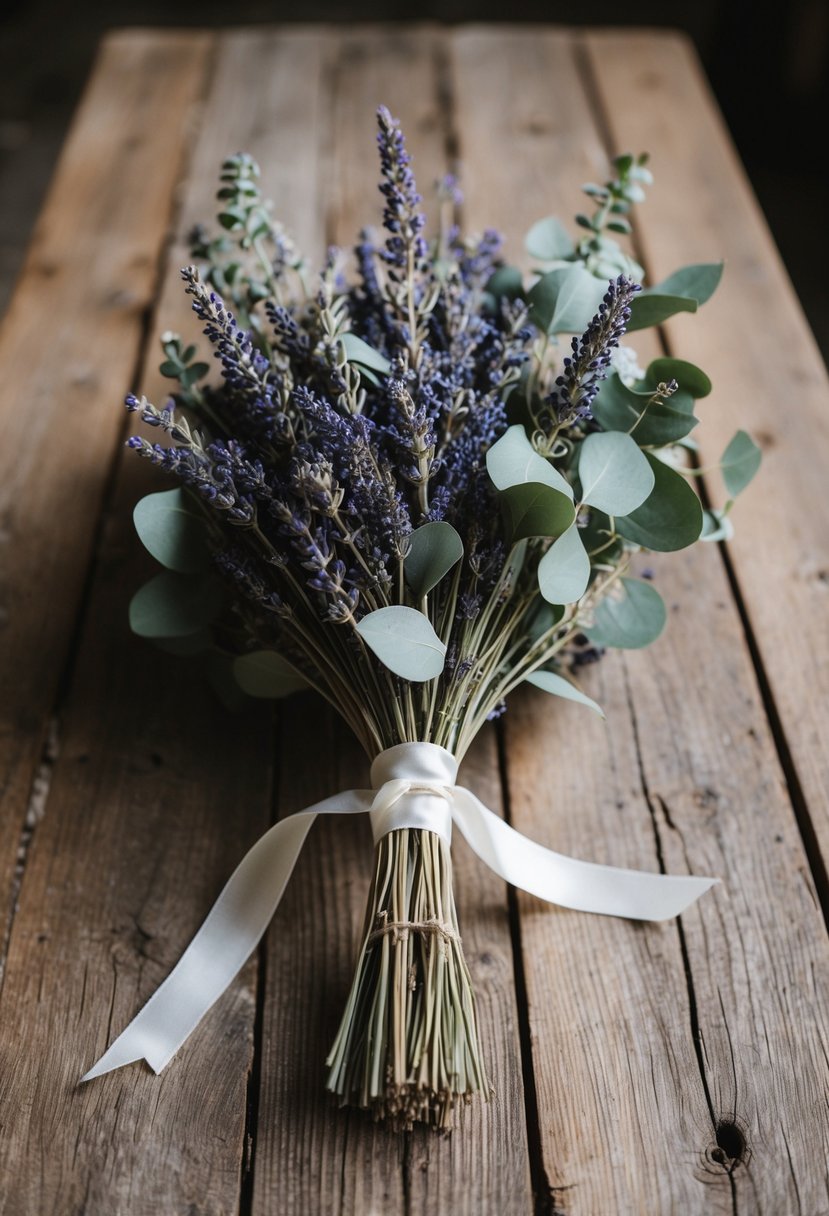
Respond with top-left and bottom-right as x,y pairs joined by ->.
233,651 -> 308,699
627,262 -> 723,332
133,488 -> 211,574
525,669 -> 605,717
486,424 -> 573,498
640,357 -> 712,399
355,606 -> 446,681
537,524 -> 591,604
525,598 -> 565,644
615,452 -> 704,551
339,332 -> 391,374
650,261 -> 723,306
500,483 -> 576,541
405,522 -> 464,597
524,216 -> 575,262
179,362 -> 210,388
627,292 -> 698,331
586,577 -> 667,649
578,431 -> 655,515
721,430 -> 761,496
504,388 -> 536,430
580,508 -> 623,563
207,653 -> 248,713
700,507 -> 735,543
528,265 -> 608,334
129,572 -> 224,638
591,374 -> 698,446
486,265 -> 525,301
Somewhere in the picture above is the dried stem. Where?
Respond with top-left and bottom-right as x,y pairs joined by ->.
326,827 -> 488,1130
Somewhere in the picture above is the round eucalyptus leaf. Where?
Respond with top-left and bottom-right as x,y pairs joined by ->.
591,374 -> 698,446
339,332 -> 391,374
578,431 -> 655,515
721,430 -> 761,497
524,669 -> 605,717
355,606 -> 446,682
615,452 -> 704,552
501,482 -> 576,541
537,523 -> 591,604
586,577 -> 667,649
641,357 -> 712,399
486,424 -> 573,498
233,651 -> 308,699
129,572 -> 224,638
486,265 -> 525,301
528,265 -> 608,334
133,488 -> 211,574
404,522 -> 464,598
524,216 -> 575,262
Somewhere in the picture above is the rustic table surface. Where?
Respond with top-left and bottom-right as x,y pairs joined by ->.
1,24 -> 828,1216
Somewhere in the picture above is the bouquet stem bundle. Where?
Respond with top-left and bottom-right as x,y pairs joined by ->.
119,105 -> 758,1128
326,827 -> 486,1129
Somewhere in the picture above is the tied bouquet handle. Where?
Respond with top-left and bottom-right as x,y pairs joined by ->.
84,107 -> 759,1128
82,742 -> 715,1125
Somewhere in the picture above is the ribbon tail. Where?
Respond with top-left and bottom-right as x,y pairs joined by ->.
451,787 -> 717,922
81,789 -> 373,1082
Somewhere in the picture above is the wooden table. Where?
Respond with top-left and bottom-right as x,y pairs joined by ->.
1,24 -> 828,1215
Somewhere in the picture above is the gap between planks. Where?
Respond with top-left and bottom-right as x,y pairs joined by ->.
3,21 -> 821,1216
575,27 -> 829,936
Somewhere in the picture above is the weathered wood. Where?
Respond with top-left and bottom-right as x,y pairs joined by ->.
584,29 -> 829,890
1,22 -> 827,1216
453,25 -> 829,1213
0,30 -> 213,977
0,30 -> 270,1216
252,28 -> 532,1214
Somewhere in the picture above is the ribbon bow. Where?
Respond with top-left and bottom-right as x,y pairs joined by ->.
81,741 -> 715,1081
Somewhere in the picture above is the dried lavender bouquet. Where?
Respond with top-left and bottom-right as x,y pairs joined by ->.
119,109 -> 758,1129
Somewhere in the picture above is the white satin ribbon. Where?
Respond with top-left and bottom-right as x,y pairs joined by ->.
81,741 -> 716,1081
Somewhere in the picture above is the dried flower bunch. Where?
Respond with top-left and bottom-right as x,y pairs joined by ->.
124,108 -> 759,1128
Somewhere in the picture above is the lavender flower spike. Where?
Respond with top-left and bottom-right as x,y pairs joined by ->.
545,274 -> 640,427
376,106 -> 428,271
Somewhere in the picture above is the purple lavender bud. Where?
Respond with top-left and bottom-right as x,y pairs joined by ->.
544,274 -> 640,429
375,106 -> 428,270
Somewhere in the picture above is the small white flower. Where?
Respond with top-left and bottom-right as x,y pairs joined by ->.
610,344 -> 645,387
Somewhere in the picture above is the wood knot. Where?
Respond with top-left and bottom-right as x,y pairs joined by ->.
706,1119 -> 749,1171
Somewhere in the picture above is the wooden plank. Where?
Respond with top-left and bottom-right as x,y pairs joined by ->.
583,29 -> 829,888
251,27 -> 532,1213
0,31 -> 213,972
0,29 -> 278,1215
452,26 -> 829,1213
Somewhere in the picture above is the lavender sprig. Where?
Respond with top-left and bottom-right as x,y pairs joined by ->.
542,274 -> 640,430
376,105 -> 428,273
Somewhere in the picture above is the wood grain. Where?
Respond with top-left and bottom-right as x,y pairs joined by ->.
453,26 -> 829,1214
251,28 -> 532,1214
0,31 -> 213,978
584,29 -> 829,892
1,22 -> 827,1216
0,29 -> 270,1215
